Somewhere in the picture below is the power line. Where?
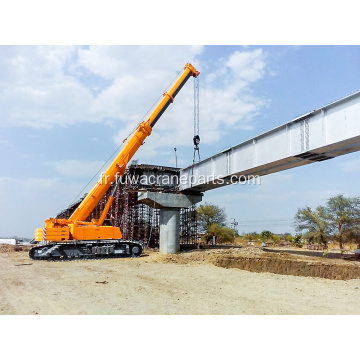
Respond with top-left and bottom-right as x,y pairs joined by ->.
237,220 -> 293,225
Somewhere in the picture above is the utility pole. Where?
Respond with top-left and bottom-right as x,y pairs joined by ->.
230,218 -> 238,244
174,147 -> 177,168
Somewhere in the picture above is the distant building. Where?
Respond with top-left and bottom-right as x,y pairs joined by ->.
0,239 -> 16,245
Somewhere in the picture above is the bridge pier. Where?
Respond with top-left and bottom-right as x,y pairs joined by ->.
138,192 -> 202,254
159,208 -> 180,253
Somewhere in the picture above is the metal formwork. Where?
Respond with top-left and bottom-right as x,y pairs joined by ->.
180,205 -> 198,246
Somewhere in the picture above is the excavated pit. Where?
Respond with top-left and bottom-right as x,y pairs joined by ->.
153,247 -> 360,280
213,254 -> 360,280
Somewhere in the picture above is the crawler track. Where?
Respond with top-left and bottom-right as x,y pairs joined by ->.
29,240 -> 143,261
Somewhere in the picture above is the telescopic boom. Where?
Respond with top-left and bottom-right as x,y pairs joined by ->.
69,63 -> 199,223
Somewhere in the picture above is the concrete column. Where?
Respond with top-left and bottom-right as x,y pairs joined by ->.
159,208 -> 180,254
138,192 -> 203,254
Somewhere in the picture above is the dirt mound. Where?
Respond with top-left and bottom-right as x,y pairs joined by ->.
213,252 -> 360,280
146,247 -> 263,264
147,247 -> 360,280
0,244 -> 31,253
148,250 -> 207,265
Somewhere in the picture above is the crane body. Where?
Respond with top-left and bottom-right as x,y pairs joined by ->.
30,63 -> 199,260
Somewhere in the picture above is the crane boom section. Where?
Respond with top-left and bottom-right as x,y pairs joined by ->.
69,63 -> 199,222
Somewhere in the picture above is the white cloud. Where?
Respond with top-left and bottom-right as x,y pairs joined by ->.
77,45 -> 204,79
47,159 -> 105,177
0,46 -> 95,128
225,49 -> 266,83
0,177 -> 81,237
101,47 -> 269,161
0,46 -> 269,164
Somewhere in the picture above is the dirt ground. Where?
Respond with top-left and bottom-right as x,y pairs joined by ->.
1,246 -> 360,315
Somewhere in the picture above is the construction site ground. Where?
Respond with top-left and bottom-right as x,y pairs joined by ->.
1,245 -> 360,315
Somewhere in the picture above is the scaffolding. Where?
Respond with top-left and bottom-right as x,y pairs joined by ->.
56,163 -> 197,247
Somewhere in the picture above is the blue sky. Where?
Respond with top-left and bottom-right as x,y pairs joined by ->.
1,45 -> 360,237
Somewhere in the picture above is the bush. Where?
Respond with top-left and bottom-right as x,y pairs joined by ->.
293,233 -> 303,248
206,223 -> 235,244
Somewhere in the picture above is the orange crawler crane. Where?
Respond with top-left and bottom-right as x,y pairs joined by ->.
30,63 -> 200,260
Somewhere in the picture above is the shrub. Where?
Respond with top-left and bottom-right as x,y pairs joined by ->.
206,223 -> 235,244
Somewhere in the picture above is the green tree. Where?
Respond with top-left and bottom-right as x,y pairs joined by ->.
207,223 -> 234,244
325,195 -> 360,249
294,205 -> 330,249
197,202 -> 227,233
284,233 -> 294,243
261,230 -> 273,241
293,233 -> 303,247
244,232 -> 259,241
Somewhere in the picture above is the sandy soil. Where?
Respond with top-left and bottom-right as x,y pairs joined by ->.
1,249 -> 360,315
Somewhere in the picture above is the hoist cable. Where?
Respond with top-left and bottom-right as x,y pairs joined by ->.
193,76 -> 200,137
192,76 -> 201,165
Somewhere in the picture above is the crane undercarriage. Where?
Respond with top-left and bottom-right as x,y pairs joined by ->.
29,239 -> 143,261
